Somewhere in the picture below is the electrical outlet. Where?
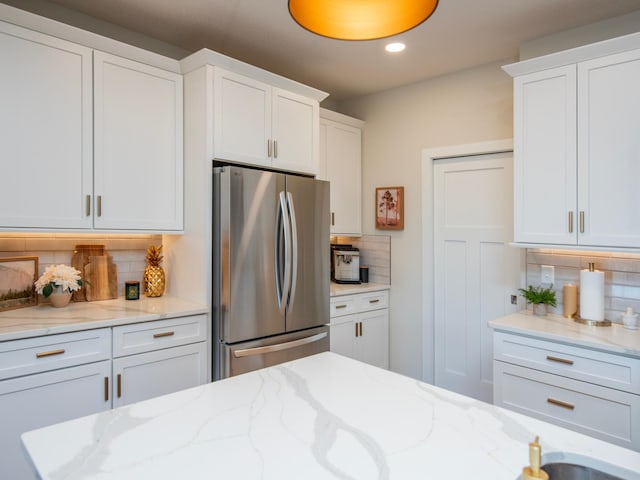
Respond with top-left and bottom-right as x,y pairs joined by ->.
541,265 -> 554,285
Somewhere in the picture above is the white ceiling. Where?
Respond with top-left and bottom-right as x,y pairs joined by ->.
5,0 -> 640,101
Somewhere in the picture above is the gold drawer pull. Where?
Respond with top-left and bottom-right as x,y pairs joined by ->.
104,377 -> 109,402
369,299 -> 380,304
335,304 -> 348,309
36,348 -> 65,358
153,331 -> 175,338
546,355 -> 574,366
355,323 -> 359,337
547,398 -> 575,410
117,373 -> 122,398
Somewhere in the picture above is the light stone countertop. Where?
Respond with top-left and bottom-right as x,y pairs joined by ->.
21,352 -> 640,480
489,311 -> 640,358
0,296 -> 208,342
330,281 -> 390,297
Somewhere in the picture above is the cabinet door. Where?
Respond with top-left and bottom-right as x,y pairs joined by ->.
93,51 -> 183,231
0,361 -> 110,480
513,65 -> 577,244
213,69 -> 271,167
322,119 -> 362,236
329,319 -> 356,359
272,88 -> 318,174
355,309 -> 389,369
0,21 -> 93,230
577,48 -> 640,247
112,342 -> 207,408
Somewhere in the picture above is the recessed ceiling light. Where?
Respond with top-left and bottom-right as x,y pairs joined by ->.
385,42 -> 406,53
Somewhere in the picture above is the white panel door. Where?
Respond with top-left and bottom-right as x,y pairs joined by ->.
93,51 -> 183,231
0,21 -> 92,230
356,309 -> 389,370
577,48 -> 640,247
272,88 -> 318,175
434,152 -> 522,402
513,65 -> 577,244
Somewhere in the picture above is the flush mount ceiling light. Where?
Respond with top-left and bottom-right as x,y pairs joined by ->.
288,0 -> 439,41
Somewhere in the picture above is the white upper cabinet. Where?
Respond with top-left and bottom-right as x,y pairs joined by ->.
213,68 -> 319,175
506,33 -> 640,249
577,49 -> 640,248
0,21 -> 93,230
94,52 -> 183,231
319,109 -> 363,236
513,65 -> 577,245
0,19 -> 183,233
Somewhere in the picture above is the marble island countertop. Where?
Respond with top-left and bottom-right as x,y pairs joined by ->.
22,352 -> 640,480
489,311 -> 640,358
0,296 -> 208,342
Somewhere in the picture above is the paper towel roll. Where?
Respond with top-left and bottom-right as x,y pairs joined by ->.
579,269 -> 605,321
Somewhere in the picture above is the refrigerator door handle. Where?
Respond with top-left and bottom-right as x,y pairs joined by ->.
286,191 -> 298,312
233,332 -> 328,358
276,191 -> 292,316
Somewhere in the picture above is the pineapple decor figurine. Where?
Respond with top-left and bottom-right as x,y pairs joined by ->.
143,245 -> 165,297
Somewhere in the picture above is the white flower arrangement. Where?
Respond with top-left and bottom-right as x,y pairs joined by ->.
34,264 -> 84,298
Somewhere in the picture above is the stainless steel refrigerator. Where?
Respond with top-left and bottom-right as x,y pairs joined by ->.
213,164 -> 330,380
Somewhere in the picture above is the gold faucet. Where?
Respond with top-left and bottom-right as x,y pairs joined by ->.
522,436 -> 549,480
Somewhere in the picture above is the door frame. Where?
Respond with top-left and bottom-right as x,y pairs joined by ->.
421,139 -> 516,384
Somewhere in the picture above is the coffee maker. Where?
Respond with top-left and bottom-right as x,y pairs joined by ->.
331,244 -> 361,284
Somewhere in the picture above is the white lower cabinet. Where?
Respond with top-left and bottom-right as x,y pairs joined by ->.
329,290 -> 389,369
0,315 -> 207,479
493,331 -> 640,451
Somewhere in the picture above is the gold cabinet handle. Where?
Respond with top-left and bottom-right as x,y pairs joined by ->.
546,355 -> 574,366
547,398 -> 575,410
355,322 -> 359,337
97,195 -> 102,217
335,304 -> 347,309
86,195 -> 91,216
104,377 -> 109,402
579,211 -> 585,233
36,348 -> 65,358
153,331 -> 175,338
267,139 -> 272,157
273,140 -> 278,158
369,299 -> 380,304
117,373 -> 122,398
568,211 -> 574,234
359,322 -> 363,336
331,212 -> 335,226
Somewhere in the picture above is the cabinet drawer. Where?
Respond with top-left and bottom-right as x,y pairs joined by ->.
112,314 -> 207,357
494,361 -> 640,451
494,331 -> 640,394
356,290 -> 389,312
0,329 -> 111,380
330,296 -> 358,318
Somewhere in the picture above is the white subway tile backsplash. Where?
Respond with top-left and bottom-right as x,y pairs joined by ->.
527,248 -> 640,324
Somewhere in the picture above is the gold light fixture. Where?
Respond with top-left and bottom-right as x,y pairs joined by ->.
288,0 -> 439,41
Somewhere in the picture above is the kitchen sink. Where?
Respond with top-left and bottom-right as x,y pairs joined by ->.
542,463 -> 624,480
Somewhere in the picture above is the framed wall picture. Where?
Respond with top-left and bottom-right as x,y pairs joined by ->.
376,186 -> 404,230
0,256 -> 38,312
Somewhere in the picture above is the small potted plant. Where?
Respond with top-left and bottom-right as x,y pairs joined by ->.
34,264 -> 84,308
519,285 -> 557,317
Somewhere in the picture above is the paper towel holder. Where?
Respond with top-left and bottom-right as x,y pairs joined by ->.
575,262 -> 612,327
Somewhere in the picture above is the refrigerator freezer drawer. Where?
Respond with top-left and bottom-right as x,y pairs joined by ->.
222,326 -> 329,378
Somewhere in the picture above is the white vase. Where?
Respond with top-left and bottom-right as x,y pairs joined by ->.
532,303 -> 547,317
49,288 -> 72,308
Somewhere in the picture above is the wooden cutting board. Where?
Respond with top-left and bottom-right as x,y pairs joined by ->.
71,245 -> 105,302
84,255 -> 118,301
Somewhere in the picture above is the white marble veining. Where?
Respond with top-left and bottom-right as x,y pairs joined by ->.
490,311 -> 640,358
22,352 -> 640,480
0,297 -> 208,342
330,281 -> 390,297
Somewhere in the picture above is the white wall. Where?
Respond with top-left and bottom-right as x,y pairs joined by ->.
338,61 -> 514,379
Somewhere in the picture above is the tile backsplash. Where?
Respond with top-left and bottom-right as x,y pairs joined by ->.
526,248 -> 640,323
0,233 -> 162,296
332,234 -> 391,285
